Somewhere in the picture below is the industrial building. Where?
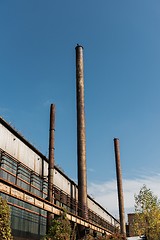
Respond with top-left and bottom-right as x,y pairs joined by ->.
0,46 -> 120,239
0,116 -> 119,239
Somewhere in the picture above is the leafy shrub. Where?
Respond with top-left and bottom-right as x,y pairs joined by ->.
97,233 -> 126,240
0,196 -> 13,240
106,233 -> 126,240
43,211 -> 72,240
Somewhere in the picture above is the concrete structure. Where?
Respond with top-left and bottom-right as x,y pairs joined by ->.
127,213 -> 136,237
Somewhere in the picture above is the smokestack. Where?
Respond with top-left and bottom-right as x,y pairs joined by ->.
47,104 -> 55,232
75,45 -> 88,220
114,138 -> 126,236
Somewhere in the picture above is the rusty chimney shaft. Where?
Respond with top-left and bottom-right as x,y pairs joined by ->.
48,104 -> 55,202
75,45 -> 88,220
47,104 -> 55,232
114,138 -> 126,236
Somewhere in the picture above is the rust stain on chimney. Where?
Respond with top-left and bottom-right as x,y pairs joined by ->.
75,45 -> 88,220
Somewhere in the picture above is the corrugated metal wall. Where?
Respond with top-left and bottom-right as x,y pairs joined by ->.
0,120 -> 120,239
0,123 -> 42,175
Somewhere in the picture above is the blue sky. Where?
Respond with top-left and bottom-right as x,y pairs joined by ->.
1,0 -> 160,218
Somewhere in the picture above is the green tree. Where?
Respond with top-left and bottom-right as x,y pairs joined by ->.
96,233 -> 126,240
0,196 -> 13,240
133,185 -> 160,240
43,211 -> 72,240
106,233 -> 126,240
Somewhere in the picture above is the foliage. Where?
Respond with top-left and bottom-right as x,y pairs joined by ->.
96,236 -> 106,240
0,196 -> 13,240
43,210 -> 126,240
43,211 -> 72,240
83,233 -> 126,240
83,234 -> 95,240
133,185 -> 160,240
105,233 -> 126,240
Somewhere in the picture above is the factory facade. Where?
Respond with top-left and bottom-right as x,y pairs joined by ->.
0,116 -> 119,240
0,46 -> 120,240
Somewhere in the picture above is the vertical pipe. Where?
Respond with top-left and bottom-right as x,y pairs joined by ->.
75,45 -> 88,220
114,138 -> 126,236
47,104 -> 55,232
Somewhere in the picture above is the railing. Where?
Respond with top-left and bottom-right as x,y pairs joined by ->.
0,148 -> 119,233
